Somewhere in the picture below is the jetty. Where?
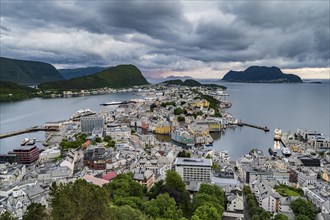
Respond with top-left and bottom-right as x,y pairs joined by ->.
233,122 -> 270,132
0,126 -> 59,139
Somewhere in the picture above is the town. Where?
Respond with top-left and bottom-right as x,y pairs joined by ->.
0,83 -> 329,220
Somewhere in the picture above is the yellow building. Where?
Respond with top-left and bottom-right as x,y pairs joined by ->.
155,121 -> 171,134
190,99 -> 210,108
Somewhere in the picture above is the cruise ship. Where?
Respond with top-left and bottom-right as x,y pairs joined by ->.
281,146 -> 291,157
71,109 -> 96,121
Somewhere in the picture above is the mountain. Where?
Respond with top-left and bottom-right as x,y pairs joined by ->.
0,57 -> 63,85
0,80 -> 37,102
58,66 -> 107,79
39,64 -> 149,90
222,66 -> 302,83
164,79 -> 202,86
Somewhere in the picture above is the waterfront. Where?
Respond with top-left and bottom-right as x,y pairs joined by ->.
1,81 -> 329,159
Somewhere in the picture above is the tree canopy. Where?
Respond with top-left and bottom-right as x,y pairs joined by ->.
290,198 -> 317,220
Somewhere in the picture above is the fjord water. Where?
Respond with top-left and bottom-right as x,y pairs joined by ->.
0,81 -> 329,159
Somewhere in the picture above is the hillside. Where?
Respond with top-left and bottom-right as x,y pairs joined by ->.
59,66 -> 107,79
0,80 -> 38,102
163,79 -> 227,89
39,64 -> 149,90
222,66 -> 302,83
0,57 -> 63,85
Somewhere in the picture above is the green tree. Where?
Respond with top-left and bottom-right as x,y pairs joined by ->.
108,205 -> 147,220
192,205 -> 220,220
174,108 -> 184,115
177,150 -> 191,158
105,173 -> 144,199
198,183 -> 225,207
50,179 -> 110,220
290,198 -> 317,220
295,215 -> 310,220
275,213 -> 289,220
0,212 -> 16,220
145,193 -> 182,220
165,170 -> 186,193
177,116 -> 185,122
191,193 -> 224,215
113,196 -> 145,211
23,203 -> 49,220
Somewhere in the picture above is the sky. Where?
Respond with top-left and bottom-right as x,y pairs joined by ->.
0,1 -> 329,79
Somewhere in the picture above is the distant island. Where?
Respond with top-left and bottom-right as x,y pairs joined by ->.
39,64 -> 149,90
0,57 -> 63,85
222,66 -> 303,83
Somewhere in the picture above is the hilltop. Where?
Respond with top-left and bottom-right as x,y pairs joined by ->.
39,64 -> 149,90
59,66 -> 107,79
222,66 -> 302,83
0,57 -> 63,85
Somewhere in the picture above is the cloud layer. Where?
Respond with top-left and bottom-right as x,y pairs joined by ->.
1,1 -> 329,78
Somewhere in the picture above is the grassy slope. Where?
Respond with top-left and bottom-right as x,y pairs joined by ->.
0,80 -> 37,101
39,64 -> 149,90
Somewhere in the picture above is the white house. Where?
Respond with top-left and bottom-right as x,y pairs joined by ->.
227,193 -> 244,212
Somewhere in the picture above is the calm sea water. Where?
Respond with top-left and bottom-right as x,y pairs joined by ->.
1,81 -> 329,159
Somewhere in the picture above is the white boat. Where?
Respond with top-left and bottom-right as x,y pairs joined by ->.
101,101 -> 122,106
281,146 -> 291,157
71,109 -> 96,120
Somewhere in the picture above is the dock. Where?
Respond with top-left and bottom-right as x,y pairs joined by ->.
233,122 -> 270,132
0,126 -> 59,139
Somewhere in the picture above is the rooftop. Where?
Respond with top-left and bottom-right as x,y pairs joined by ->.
175,157 -> 212,166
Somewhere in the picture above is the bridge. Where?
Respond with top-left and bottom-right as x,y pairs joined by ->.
0,126 -> 59,139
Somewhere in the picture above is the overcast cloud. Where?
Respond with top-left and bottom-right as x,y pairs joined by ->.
0,1 -> 329,78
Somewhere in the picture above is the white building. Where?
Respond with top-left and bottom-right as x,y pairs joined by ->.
297,169 -> 317,186
302,187 -> 326,209
227,194 -> 244,212
174,157 -> 212,183
39,147 -> 61,162
105,127 -> 131,142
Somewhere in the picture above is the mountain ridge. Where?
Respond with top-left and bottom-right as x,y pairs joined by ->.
0,57 -> 63,85
59,66 -> 108,79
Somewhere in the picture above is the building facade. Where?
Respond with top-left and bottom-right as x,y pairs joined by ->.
81,115 -> 104,134
174,157 -> 212,183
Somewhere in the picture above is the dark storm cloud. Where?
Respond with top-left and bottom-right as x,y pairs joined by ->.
0,0 -> 329,77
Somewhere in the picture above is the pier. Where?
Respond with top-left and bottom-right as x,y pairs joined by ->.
233,122 -> 270,132
0,126 -> 59,139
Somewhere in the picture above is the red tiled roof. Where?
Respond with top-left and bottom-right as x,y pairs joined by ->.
102,171 -> 117,181
82,175 -> 109,186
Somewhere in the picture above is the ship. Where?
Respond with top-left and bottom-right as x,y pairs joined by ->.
269,147 -> 277,156
274,128 -> 282,141
281,146 -> 291,157
26,138 -> 36,145
71,109 -> 96,121
21,138 -> 36,146
21,138 -> 29,146
100,101 -> 122,106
